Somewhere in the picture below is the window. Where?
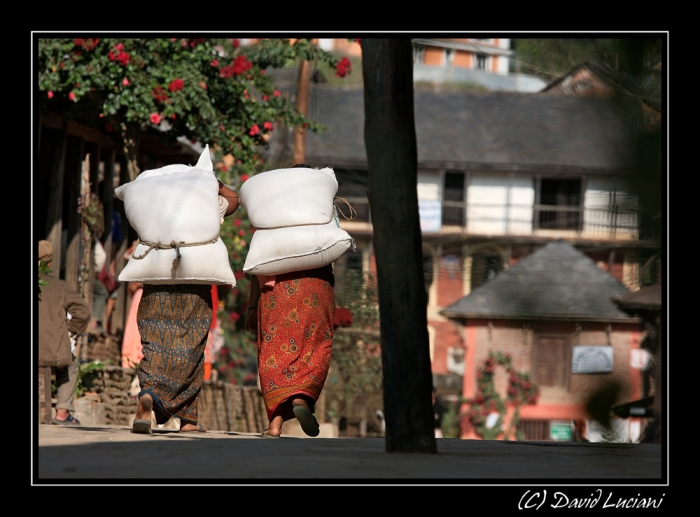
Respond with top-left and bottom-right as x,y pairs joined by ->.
475,53 -> 488,70
442,171 -> 465,226
532,334 -> 571,389
444,48 -> 455,65
536,178 -> 582,230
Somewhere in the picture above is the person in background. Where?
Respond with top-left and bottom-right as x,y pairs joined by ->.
121,240 -> 144,369
38,240 -> 91,425
91,238 -> 108,332
131,181 -> 239,434
433,387 -> 444,438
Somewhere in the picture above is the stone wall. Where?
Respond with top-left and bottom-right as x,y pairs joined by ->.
78,364 -> 266,432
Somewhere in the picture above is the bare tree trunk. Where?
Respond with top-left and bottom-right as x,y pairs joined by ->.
121,124 -> 141,181
362,39 -> 437,453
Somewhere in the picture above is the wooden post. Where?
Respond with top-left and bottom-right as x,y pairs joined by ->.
293,58 -> 311,165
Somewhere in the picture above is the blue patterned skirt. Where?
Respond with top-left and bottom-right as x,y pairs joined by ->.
136,284 -> 212,425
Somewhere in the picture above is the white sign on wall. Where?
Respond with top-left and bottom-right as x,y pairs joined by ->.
419,200 -> 442,232
571,346 -> 614,374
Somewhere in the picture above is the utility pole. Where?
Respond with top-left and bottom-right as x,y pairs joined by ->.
293,42 -> 314,165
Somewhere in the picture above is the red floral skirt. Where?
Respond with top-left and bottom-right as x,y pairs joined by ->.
257,266 -> 335,422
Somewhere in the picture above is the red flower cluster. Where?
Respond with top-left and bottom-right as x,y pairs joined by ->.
150,113 -> 162,124
249,124 -> 260,136
108,43 -> 130,66
74,38 -> 99,50
168,78 -> 184,92
232,55 -> 252,75
219,65 -> 234,78
232,39 -> 240,48
151,85 -> 169,103
263,121 -> 273,131
188,38 -> 206,47
335,56 -> 351,77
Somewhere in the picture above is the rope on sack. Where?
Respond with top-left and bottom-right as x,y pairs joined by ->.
132,235 -> 220,272
333,197 -> 357,221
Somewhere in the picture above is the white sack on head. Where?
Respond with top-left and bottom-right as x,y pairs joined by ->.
243,221 -> 354,276
115,145 -> 236,286
239,167 -> 338,228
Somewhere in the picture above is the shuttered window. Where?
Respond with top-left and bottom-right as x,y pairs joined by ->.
532,334 -> 571,389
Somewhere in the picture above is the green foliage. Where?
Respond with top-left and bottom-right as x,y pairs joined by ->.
211,205 -> 259,386
440,401 -> 461,438
325,269 -> 383,425
37,38 -> 344,165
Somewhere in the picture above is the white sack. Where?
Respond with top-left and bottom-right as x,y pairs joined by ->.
243,221 -> 354,276
115,145 -> 236,286
239,167 -> 338,228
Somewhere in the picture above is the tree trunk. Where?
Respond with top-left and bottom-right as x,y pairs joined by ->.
121,124 -> 141,182
361,39 -> 437,453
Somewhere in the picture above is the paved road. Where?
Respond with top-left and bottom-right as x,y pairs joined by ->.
35,423 -> 665,488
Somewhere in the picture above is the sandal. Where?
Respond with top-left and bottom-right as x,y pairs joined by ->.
52,414 -> 81,426
292,406 -> 320,437
132,418 -> 152,434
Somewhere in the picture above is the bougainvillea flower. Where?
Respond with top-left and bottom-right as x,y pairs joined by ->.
68,92 -> 76,101
211,59 -> 219,67
263,121 -> 273,131
168,78 -> 184,92
219,65 -> 234,78
248,124 -> 259,136
47,91 -> 54,99
233,219 -> 242,227
262,95 -> 269,102
273,90 -> 281,97
232,39 -> 240,48
150,113 -> 162,124
151,85 -> 169,102
232,55 -> 252,75
240,174 -> 250,182
122,78 -> 129,86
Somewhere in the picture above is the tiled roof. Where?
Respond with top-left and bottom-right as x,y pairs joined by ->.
302,86 -> 644,172
440,240 -> 634,321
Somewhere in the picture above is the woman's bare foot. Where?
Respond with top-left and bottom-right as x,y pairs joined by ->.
135,393 -> 153,421
262,415 -> 283,437
180,422 -> 206,433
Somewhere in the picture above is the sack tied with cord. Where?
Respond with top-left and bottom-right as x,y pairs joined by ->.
114,145 -> 236,287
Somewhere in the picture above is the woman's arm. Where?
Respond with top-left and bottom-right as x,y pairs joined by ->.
244,276 -> 261,333
218,181 -> 239,216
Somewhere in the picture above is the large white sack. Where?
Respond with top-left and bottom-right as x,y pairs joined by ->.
243,221 -> 354,276
115,145 -> 237,286
239,167 -> 338,228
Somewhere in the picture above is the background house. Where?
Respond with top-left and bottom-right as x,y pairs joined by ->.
440,240 -> 644,442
